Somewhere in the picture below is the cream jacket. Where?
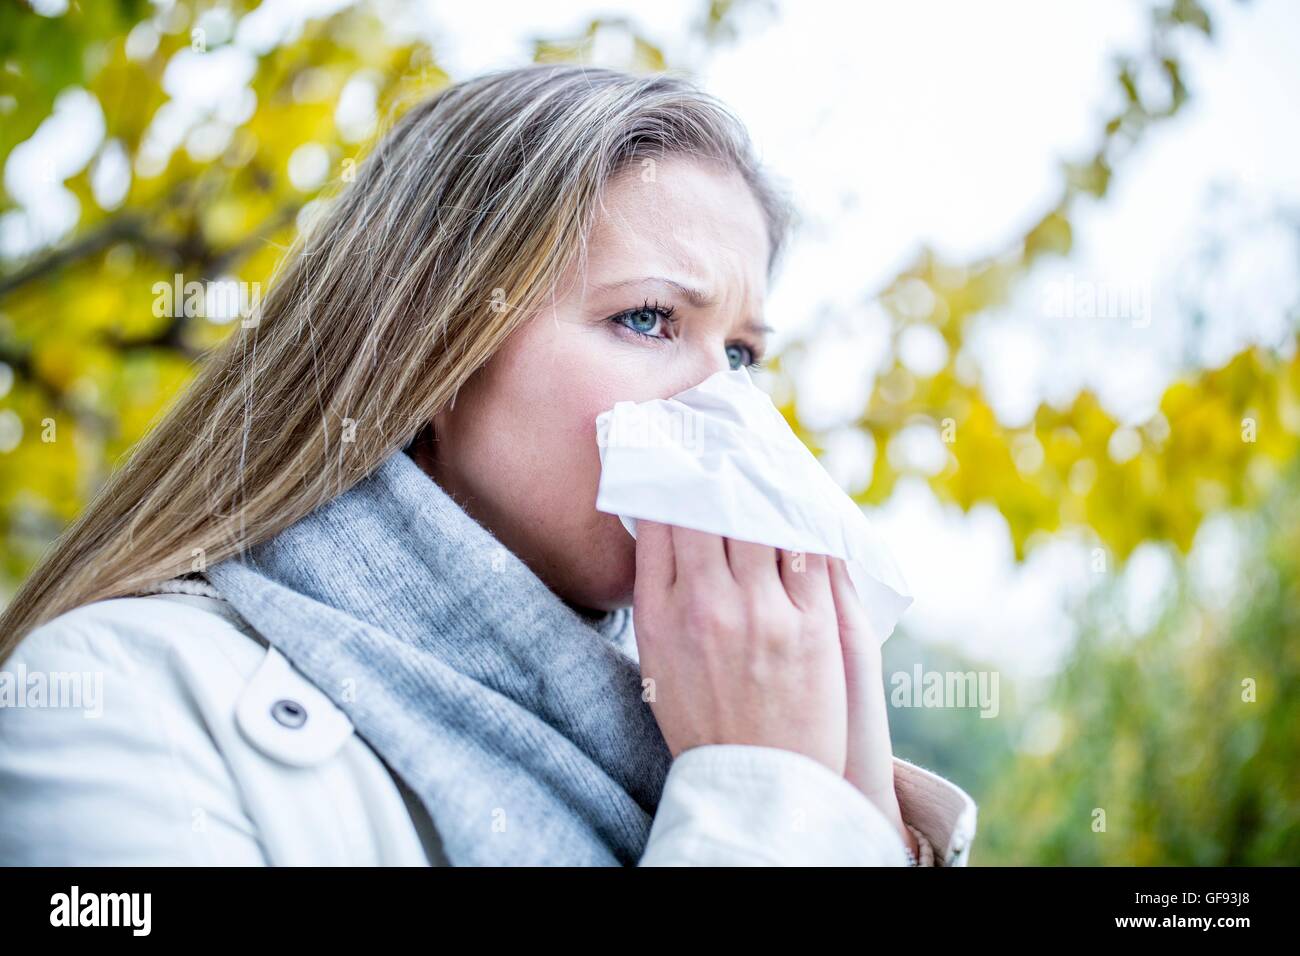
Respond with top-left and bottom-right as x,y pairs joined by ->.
0,591 -> 977,866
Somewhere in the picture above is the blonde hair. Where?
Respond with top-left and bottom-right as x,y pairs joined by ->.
0,63 -> 794,657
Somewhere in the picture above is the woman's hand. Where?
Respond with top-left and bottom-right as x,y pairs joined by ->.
827,556 -> 918,857
631,521 -> 848,775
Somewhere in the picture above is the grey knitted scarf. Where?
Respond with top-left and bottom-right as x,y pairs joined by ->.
205,448 -> 673,866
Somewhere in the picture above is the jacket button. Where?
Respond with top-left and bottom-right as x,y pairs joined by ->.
271,698 -> 308,729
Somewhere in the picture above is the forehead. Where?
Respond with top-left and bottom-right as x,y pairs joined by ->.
585,156 -> 771,300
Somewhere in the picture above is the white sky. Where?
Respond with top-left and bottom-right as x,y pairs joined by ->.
6,0 -> 1297,679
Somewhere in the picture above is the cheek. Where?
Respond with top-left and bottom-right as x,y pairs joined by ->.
508,329 -> 640,555
500,319 -> 637,452
445,317 -> 647,606
483,325 -> 630,513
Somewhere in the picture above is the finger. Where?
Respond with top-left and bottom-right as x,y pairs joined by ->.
779,549 -> 832,612
671,525 -> 727,590
829,557 -> 893,799
828,557 -> 876,655
724,536 -> 782,589
634,519 -> 675,591
830,559 -> 882,684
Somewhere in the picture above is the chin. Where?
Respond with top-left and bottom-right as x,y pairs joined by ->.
563,521 -> 637,611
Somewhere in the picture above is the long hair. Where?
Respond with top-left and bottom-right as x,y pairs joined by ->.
0,63 -> 795,657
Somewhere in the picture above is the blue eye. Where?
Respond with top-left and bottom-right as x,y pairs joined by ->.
611,299 -> 676,338
609,298 -> 767,371
727,343 -> 759,371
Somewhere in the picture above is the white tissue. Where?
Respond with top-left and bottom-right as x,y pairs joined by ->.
594,367 -> 913,643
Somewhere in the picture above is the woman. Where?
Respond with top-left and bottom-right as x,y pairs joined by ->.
0,64 -> 976,866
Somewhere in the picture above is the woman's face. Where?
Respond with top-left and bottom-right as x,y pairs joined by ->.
421,155 -> 773,614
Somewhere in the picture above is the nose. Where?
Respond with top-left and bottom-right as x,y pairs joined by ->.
669,344 -> 734,397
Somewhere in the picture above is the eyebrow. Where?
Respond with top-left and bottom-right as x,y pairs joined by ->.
592,275 -> 774,336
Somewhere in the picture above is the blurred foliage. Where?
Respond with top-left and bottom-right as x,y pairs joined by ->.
0,0 -> 1295,863
884,632 -> 1020,811
974,460 -> 1300,864
0,0 -> 450,582
767,0 -> 1297,564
